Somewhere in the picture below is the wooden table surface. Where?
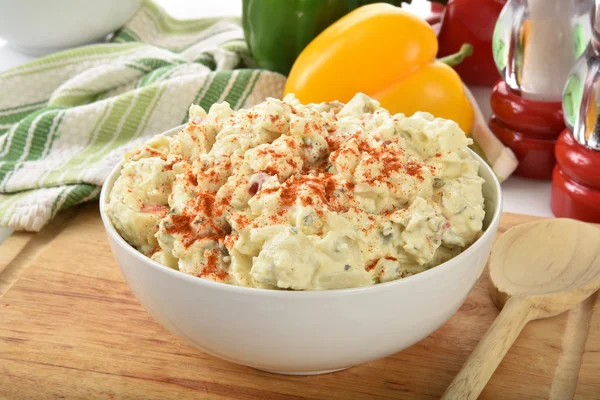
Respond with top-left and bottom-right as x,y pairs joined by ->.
0,203 -> 598,399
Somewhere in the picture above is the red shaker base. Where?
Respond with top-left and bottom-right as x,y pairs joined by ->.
551,167 -> 600,223
490,117 -> 557,180
489,81 -> 565,180
490,81 -> 565,136
551,129 -> 600,222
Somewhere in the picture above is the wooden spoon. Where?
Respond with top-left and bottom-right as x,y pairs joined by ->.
442,218 -> 600,400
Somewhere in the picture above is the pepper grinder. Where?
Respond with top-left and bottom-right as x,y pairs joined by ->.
490,0 -> 591,179
552,0 -> 600,222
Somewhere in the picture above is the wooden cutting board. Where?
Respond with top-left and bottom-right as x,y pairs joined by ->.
1,203 -> 599,400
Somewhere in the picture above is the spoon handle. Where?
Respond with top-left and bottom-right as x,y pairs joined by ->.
441,296 -> 534,400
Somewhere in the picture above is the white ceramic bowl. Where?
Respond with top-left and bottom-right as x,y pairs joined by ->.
0,0 -> 142,56
100,127 -> 502,375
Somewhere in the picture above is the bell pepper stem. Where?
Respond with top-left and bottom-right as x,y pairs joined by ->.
438,44 -> 474,67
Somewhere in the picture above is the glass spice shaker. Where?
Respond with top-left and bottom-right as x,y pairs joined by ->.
552,0 -> 600,222
489,0 -> 592,180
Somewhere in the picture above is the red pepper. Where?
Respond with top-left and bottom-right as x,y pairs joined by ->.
436,0 -> 506,86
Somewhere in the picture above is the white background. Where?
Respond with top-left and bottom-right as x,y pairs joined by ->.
0,0 -> 553,242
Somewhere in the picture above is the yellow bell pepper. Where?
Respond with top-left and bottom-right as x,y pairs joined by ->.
284,3 -> 474,134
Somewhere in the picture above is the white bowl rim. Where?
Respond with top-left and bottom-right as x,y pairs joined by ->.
100,125 -> 503,298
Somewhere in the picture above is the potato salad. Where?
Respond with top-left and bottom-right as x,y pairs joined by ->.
106,93 -> 485,290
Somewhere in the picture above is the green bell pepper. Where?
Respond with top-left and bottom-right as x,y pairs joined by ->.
242,0 -> 407,76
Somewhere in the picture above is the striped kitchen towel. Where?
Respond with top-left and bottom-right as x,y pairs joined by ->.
0,0 -> 286,231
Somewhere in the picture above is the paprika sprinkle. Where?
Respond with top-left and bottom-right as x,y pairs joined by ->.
107,92 -> 485,290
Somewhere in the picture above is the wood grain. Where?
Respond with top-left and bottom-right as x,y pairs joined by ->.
0,207 -> 79,298
0,203 -> 598,399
